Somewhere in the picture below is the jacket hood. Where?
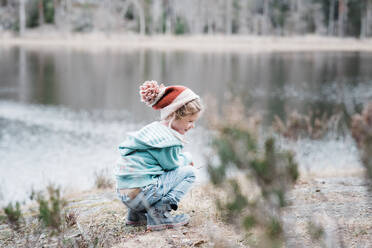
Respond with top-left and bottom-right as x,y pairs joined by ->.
119,121 -> 183,156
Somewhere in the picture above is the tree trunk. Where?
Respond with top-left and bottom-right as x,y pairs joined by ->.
361,0 -> 367,38
338,0 -> 348,37
344,0 -> 349,35
38,0 -> 44,26
367,0 -> 372,37
163,0 -> 171,34
238,0 -> 249,34
207,12 -> 213,34
289,0 -> 297,35
19,0 -> 26,36
131,0 -> 146,35
53,0 -> 58,25
263,0 -> 270,35
150,0 -> 161,34
328,0 -> 336,35
225,0 -> 232,35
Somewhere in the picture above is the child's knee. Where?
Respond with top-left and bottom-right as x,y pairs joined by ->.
180,166 -> 196,182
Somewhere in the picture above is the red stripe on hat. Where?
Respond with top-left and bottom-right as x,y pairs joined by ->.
152,86 -> 186,110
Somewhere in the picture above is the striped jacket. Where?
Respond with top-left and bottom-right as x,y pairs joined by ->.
115,121 -> 192,189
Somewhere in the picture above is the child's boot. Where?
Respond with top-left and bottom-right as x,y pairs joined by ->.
146,199 -> 189,231
126,209 -> 147,226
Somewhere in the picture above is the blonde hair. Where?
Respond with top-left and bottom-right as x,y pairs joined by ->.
166,98 -> 203,121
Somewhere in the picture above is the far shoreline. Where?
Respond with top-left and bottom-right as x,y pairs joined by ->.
1,32 -> 372,53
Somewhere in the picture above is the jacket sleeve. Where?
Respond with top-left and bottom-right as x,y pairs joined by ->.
179,151 -> 193,166
148,146 -> 190,171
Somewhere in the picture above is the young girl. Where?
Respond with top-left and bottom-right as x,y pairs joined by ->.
115,80 -> 203,231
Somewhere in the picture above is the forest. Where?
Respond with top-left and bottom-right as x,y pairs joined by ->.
1,0 -> 372,37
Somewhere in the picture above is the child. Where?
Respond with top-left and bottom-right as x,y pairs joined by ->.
115,80 -> 203,231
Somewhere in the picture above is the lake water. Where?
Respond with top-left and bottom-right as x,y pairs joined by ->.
1,46 -> 372,205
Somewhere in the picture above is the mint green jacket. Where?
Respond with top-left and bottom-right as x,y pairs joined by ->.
115,121 -> 192,189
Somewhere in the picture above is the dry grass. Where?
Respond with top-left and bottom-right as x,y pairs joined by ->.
94,168 -> 114,190
0,183 -> 246,248
1,176 -> 370,247
273,110 -> 343,140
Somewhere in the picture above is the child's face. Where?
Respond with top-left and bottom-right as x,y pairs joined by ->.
171,112 -> 201,135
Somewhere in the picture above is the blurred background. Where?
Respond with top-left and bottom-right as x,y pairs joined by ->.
1,0 -> 372,206
1,0 -> 372,36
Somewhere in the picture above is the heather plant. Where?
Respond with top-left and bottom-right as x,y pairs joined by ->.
273,110 -> 343,140
207,98 -> 299,247
2,202 -> 23,230
351,102 -> 372,180
64,210 -> 77,227
31,185 -> 68,232
94,168 -> 114,189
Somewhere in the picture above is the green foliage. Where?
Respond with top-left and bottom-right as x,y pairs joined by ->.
27,0 -> 39,28
31,185 -> 67,231
243,215 -> 256,230
207,164 -> 226,185
1,0 -> 372,36
25,0 -> 54,27
270,1 -> 290,32
174,17 -> 188,35
213,126 -> 257,169
225,180 -> 248,214
0,214 -> 6,224
3,202 -> 22,228
267,218 -> 282,239
345,0 -> 362,37
125,5 -> 135,20
208,108 -> 299,246
286,151 -> 299,183
43,0 -> 54,24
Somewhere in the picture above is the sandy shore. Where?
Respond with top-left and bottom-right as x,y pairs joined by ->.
1,32 -> 372,53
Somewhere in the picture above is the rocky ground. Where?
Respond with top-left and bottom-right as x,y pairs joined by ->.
283,176 -> 372,248
1,175 -> 371,247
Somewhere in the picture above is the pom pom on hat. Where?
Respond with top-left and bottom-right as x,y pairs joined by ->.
139,80 -> 165,106
139,80 -> 199,120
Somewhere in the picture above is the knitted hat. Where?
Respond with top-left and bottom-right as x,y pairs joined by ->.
139,80 -> 200,120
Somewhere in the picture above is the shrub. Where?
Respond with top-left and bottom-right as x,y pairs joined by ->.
31,185 -> 67,232
207,99 -> 299,247
175,16 -> 188,35
3,201 -> 23,229
43,0 -> 54,24
351,102 -> 372,179
273,110 -> 343,140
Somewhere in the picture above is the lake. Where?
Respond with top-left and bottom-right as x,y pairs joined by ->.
1,46 -> 371,205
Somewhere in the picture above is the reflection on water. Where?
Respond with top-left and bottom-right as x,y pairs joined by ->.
2,47 -> 372,122
0,46 -> 371,205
